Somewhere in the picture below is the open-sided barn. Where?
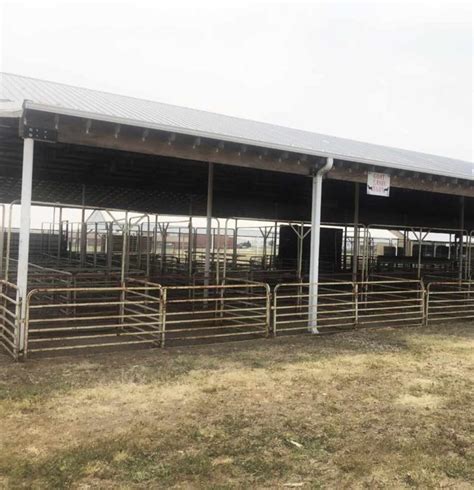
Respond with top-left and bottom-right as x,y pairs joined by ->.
0,73 -> 472,359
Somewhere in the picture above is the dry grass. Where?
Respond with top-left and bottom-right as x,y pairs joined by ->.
0,325 -> 473,488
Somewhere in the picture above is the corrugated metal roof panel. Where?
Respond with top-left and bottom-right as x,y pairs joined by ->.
1,72 -> 472,180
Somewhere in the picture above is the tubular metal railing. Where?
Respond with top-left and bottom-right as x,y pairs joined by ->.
0,278 -> 473,360
24,280 -> 162,358
162,282 -> 271,346
274,281 -> 355,335
0,280 -> 21,359
426,281 -> 474,324
273,279 -> 425,335
356,280 -> 425,328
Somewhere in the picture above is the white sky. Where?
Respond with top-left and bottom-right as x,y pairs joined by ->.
1,0 -> 472,162
0,0 -> 472,229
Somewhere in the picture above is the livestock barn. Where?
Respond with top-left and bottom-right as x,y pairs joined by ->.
0,73 -> 472,360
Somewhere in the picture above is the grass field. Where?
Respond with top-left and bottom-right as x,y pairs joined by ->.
0,325 -> 473,488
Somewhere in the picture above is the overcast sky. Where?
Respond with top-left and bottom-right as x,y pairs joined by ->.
1,0 -> 472,163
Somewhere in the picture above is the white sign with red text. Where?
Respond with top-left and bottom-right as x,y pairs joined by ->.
367,172 -> 390,197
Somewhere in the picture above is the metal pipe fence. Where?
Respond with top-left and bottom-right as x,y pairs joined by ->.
162,282 -> 271,346
273,279 -> 425,336
274,281 -> 356,335
0,280 -> 20,359
24,279 -> 162,358
356,280 -> 425,328
426,281 -> 474,324
0,277 -> 473,360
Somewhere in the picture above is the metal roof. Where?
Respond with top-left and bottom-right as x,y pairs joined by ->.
1,72 -> 472,180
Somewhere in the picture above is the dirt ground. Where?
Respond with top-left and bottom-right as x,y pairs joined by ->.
0,325 -> 473,489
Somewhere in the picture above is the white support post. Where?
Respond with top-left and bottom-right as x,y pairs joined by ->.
15,138 -> 34,358
308,157 -> 333,333
204,162 -> 214,289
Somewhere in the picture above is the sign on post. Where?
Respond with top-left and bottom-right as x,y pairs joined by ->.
367,172 -> 390,197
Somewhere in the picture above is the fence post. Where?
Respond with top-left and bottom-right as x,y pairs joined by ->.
160,288 -> 167,348
420,281 -> 426,327
13,294 -> 22,360
353,282 -> 359,327
424,285 -> 430,326
265,284 -> 271,337
273,284 -> 279,337
22,291 -> 32,360
219,284 -> 225,319
0,281 -> 4,343
119,283 -> 126,330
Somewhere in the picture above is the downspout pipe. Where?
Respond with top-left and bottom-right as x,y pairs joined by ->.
308,157 -> 334,333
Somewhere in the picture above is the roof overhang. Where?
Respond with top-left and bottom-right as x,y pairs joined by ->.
23,100 -> 474,180
18,106 -> 474,198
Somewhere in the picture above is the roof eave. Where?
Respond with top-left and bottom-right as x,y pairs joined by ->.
22,101 -> 472,181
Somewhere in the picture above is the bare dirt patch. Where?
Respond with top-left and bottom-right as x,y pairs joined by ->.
0,324 -> 473,488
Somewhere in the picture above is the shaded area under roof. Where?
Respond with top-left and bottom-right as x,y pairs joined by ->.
0,72 -> 472,180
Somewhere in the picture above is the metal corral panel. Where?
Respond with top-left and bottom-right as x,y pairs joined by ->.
0,72 -> 472,180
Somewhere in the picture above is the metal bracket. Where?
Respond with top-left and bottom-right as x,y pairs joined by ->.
23,126 -> 58,142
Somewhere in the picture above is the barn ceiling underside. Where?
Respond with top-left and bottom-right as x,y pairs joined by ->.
0,125 -> 472,229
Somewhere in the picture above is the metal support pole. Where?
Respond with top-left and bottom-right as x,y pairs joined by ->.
308,157 -> 333,333
137,224 -> 142,269
188,217 -> 193,279
80,186 -> 87,266
145,217 -> 151,278
52,207 -> 56,256
0,205 -> 4,278
223,218 -> 230,280
469,232 -> 473,281
459,196 -> 465,281
93,222 -> 98,267
343,225 -> 347,271
362,226 -> 369,283
272,220 -> 278,268
352,182 -> 360,282
297,223 -> 304,280
416,229 -> 429,279
212,228 -> 216,269
64,220 -> 69,259
121,211 -> 129,283
57,207 -> 63,264
153,215 -> 158,260
119,211 -> 128,327
47,222 -> 52,254
233,220 -> 238,268
260,227 -> 269,269
204,163 -> 214,289
159,223 -> 169,274
15,138 -> 34,359
107,223 -> 113,271
290,222 -> 310,310
215,219 -> 221,285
